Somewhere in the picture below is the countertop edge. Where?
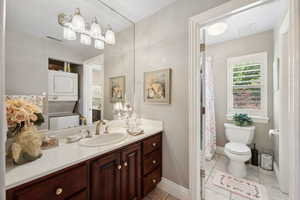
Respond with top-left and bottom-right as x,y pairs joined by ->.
5,129 -> 163,190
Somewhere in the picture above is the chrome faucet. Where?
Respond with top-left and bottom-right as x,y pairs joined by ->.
95,120 -> 106,135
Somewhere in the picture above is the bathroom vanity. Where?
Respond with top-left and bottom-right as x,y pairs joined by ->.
6,127 -> 162,200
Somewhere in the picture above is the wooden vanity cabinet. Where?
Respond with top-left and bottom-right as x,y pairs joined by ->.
91,152 -> 121,200
6,163 -> 88,200
91,143 -> 142,200
6,132 -> 162,200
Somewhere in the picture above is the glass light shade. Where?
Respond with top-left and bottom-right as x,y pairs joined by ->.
90,21 -> 102,38
80,34 -> 91,45
105,29 -> 115,45
114,102 -> 123,111
71,9 -> 85,32
207,22 -> 228,36
63,27 -> 76,40
94,40 -> 104,49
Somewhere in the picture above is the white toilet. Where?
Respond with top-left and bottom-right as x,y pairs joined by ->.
224,123 -> 255,178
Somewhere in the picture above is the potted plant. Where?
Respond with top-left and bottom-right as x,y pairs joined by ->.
233,113 -> 253,127
6,98 -> 45,165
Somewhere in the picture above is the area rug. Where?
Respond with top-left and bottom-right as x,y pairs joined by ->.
212,170 -> 264,200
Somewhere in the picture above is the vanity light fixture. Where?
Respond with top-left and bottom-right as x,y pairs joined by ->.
63,27 -> 76,40
105,25 -> 116,45
95,40 -> 105,50
58,8 -> 116,49
80,34 -> 91,45
71,8 -> 85,32
207,22 -> 228,36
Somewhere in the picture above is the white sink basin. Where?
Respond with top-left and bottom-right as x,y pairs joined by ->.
78,133 -> 127,147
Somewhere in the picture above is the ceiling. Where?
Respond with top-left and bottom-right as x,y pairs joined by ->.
99,0 -> 177,22
205,0 -> 288,45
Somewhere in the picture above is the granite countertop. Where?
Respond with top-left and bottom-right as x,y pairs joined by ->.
5,119 -> 163,190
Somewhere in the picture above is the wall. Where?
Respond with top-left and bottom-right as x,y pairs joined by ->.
104,27 -> 135,120
5,30 -> 92,128
206,30 -> 274,151
0,0 -> 6,199
132,0 -> 228,188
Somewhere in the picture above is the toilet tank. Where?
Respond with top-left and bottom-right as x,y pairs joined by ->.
224,123 -> 255,144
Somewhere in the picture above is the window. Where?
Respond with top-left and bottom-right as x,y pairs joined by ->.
227,52 -> 268,123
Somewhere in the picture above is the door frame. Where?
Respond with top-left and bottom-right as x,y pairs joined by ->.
83,55 -> 104,124
188,0 -> 300,199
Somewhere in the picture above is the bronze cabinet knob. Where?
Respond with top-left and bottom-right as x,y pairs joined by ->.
152,160 -> 157,164
152,179 -> 157,183
124,162 -> 128,167
56,188 -> 63,196
152,142 -> 157,147
117,165 -> 122,170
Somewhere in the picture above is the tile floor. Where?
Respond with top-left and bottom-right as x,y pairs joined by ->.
143,188 -> 180,200
144,154 -> 289,200
204,154 -> 289,200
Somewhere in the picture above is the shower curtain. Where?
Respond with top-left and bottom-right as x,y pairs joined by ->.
205,57 -> 216,160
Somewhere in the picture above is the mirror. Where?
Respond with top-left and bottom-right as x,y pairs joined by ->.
5,0 -> 135,130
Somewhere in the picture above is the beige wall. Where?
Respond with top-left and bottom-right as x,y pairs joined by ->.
206,30 -> 274,151
133,0 -> 228,188
103,27 -> 135,120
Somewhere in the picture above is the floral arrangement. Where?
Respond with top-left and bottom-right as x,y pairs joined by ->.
6,99 -> 44,136
233,113 -> 253,127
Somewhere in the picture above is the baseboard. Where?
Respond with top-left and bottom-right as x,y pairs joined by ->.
157,177 -> 191,200
216,146 -> 225,155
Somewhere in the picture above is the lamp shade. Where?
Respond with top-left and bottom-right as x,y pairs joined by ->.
94,40 -> 104,49
105,28 -> 115,45
72,8 -> 85,32
90,18 -> 102,38
80,34 -> 91,45
63,27 -> 76,40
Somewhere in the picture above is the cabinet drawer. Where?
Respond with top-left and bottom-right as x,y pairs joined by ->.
12,165 -> 87,200
143,167 -> 162,196
143,149 -> 161,175
68,190 -> 87,200
143,134 -> 162,155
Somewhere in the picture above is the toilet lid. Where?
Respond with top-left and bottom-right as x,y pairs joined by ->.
225,142 -> 251,155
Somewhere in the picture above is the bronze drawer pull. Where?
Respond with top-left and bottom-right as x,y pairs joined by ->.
124,162 -> 128,167
152,142 -> 157,147
152,179 -> 157,183
152,160 -> 157,164
117,165 -> 122,170
56,188 -> 63,196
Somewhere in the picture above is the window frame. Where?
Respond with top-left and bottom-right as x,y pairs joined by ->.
227,52 -> 269,123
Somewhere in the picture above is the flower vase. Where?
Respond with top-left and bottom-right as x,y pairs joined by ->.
10,126 -> 43,165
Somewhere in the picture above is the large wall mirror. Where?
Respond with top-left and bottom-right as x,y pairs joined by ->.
5,0 -> 135,130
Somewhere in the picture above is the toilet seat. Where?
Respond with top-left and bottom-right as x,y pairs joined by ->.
225,142 -> 250,155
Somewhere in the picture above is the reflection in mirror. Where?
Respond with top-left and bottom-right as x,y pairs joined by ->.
5,0 -> 135,130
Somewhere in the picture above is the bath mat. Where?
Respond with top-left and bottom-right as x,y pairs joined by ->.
212,170 -> 264,200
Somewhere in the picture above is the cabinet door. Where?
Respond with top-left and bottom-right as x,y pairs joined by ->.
91,152 -> 121,200
121,143 -> 142,200
48,71 -> 78,100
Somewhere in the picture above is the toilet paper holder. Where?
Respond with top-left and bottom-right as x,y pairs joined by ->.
269,129 -> 280,136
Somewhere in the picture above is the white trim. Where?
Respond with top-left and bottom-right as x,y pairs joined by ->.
288,0 -> 300,199
188,18 -> 202,200
157,177 -> 191,200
